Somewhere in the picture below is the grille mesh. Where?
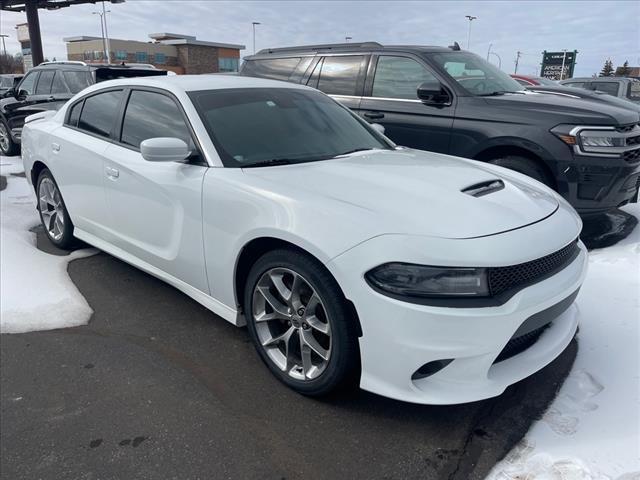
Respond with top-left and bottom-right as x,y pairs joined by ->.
616,123 -> 640,134
488,240 -> 579,297
494,324 -> 550,363
624,149 -> 640,163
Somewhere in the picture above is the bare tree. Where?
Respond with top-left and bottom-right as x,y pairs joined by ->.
0,54 -> 23,74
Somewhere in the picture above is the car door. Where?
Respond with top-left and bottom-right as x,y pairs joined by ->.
102,87 -> 209,293
305,54 -> 368,111
358,54 -> 454,153
3,70 -> 40,135
50,89 -> 123,238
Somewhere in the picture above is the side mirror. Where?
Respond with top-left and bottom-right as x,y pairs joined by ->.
371,123 -> 385,135
17,89 -> 29,99
140,137 -> 190,162
417,80 -> 450,105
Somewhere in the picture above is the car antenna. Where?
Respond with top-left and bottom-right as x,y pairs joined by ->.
448,41 -> 461,51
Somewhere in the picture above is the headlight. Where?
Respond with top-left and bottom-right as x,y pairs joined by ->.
365,263 -> 489,298
551,124 -> 626,155
578,131 -> 624,148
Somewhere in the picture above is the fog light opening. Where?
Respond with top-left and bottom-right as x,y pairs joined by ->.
411,359 -> 454,381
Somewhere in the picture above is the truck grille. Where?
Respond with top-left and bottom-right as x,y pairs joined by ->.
616,123 -> 640,134
624,148 -> 640,163
488,240 -> 579,297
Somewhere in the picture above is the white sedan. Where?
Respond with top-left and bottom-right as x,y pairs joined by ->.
21,75 -> 587,404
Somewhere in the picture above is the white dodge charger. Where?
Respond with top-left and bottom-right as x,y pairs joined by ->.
21,75 -> 587,404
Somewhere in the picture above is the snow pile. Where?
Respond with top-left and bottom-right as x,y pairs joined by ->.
489,203 -> 640,479
0,155 -> 96,334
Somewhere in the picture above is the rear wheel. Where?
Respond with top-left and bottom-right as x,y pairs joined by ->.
488,155 -> 553,188
244,249 -> 359,396
37,169 -> 75,249
0,119 -> 18,157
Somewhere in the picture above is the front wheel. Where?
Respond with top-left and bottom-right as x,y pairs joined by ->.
244,249 -> 360,396
0,119 -> 19,156
37,169 -> 75,249
488,155 -> 553,188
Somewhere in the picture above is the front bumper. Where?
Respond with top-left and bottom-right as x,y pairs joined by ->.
327,207 -> 587,405
555,152 -> 640,215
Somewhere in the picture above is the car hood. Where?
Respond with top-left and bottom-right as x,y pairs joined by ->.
241,149 -> 559,239
484,91 -> 640,125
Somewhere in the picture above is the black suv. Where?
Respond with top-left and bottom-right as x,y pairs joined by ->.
0,61 -> 166,156
240,42 -> 640,215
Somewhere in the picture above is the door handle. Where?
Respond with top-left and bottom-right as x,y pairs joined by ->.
47,96 -> 55,102
105,166 -> 119,179
51,143 -> 60,152
364,112 -> 385,120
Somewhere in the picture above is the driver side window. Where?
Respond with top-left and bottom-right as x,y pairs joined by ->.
17,71 -> 39,95
372,56 -> 437,99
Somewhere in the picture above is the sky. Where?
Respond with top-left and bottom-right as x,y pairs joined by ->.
0,0 -> 638,77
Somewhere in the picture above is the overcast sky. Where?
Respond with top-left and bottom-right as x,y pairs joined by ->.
0,0 -> 638,76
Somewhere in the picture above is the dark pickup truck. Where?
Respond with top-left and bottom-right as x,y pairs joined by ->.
0,61 -> 167,157
240,42 -> 640,215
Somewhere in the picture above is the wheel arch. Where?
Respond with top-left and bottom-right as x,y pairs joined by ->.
233,236 -> 363,337
30,160 -> 48,192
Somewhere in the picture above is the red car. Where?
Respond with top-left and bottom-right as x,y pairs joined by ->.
510,74 -> 557,86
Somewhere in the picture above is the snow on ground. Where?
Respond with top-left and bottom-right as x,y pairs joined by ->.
489,203 -> 640,480
0,155 -> 96,334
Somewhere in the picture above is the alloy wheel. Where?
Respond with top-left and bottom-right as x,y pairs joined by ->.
38,177 -> 65,241
0,123 -> 9,153
252,267 -> 332,381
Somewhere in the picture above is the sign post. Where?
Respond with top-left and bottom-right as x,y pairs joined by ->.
540,50 -> 578,80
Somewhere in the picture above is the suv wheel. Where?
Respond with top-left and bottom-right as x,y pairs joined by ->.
244,249 -> 359,396
0,119 -> 18,156
488,155 -> 553,188
37,169 -> 75,249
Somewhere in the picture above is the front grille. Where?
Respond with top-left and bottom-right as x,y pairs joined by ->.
628,136 -> 640,147
616,123 -> 640,134
624,148 -> 640,163
488,240 -> 579,297
494,324 -> 549,363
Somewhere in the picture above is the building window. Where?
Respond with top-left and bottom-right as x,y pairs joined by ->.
83,50 -> 93,61
154,53 -> 166,65
115,50 -> 127,61
135,51 -> 148,63
219,57 -> 239,72
93,50 -> 103,61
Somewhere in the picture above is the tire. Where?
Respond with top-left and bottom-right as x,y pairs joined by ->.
488,155 -> 553,188
244,248 -> 360,396
0,119 -> 19,157
36,169 -> 75,249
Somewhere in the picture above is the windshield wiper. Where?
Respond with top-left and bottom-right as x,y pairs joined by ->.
477,91 -> 507,96
241,158 -> 295,168
332,147 -> 377,158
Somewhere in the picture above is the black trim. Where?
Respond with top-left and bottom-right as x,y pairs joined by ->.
513,287 -> 580,337
365,239 -> 581,308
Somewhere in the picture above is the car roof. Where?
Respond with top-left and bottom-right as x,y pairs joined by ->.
562,77 -> 627,83
84,73 -> 314,94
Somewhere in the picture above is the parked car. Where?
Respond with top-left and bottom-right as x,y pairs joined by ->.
525,84 -> 640,113
510,74 -> 557,86
22,75 -> 587,404
559,76 -> 640,103
0,61 -> 167,156
0,74 -> 23,97
240,42 -> 640,215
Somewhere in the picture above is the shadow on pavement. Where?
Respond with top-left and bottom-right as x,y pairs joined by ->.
0,231 -> 579,480
580,208 -> 638,250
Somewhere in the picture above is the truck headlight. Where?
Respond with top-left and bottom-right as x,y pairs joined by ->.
551,125 -> 626,155
365,263 -> 490,298
578,131 -> 624,148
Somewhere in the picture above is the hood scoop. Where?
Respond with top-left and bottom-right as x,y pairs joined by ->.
462,179 -> 505,197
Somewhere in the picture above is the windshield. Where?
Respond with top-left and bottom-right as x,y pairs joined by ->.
189,88 -> 391,167
429,51 -> 524,96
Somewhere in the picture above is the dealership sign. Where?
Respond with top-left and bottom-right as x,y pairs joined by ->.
540,50 -> 577,80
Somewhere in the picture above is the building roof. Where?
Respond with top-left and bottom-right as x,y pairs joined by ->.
64,33 -> 245,50
63,36 -> 102,42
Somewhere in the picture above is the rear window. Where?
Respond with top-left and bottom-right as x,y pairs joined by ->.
77,90 -> 123,138
591,82 -> 619,96
628,81 -> 640,100
64,71 -> 92,93
241,57 -> 302,81
313,55 -> 364,96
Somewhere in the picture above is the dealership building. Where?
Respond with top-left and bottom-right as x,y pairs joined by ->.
64,32 -> 245,74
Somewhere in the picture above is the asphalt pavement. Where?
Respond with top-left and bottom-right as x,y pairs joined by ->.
0,226 -> 579,480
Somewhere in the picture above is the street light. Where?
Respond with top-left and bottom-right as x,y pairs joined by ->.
252,22 -> 260,54
92,10 -> 109,62
465,15 -> 477,49
101,1 -> 112,63
345,36 -> 352,42
0,34 -> 8,56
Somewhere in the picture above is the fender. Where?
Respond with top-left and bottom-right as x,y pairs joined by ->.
468,136 -> 555,163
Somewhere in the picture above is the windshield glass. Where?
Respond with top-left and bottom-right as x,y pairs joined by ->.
429,51 -> 524,96
189,88 -> 391,167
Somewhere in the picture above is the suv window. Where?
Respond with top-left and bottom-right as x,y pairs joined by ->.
18,71 -> 39,95
63,71 -> 92,93
241,57 -> 302,81
315,56 -> 364,96
121,90 -> 192,149
628,81 -> 640,101
35,70 -> 55,94
51,71 -> 69,94
564,81 -> 586,89
372,56 -> 438,99
77,90 -> 123,138
591,82 -> 619,96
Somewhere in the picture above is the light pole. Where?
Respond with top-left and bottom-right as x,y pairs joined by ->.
0,34 -> 8,56
559,49 -> 567,80
514,50 -> 522,74
101,2 -> 112,63
252,22 -> 260,54
465,15 -> 477,49
489,52 -> 502,69
345,36 -> 352,42
92,11 -> 108,62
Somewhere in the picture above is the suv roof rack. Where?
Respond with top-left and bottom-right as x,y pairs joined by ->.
38,60 -> 88,66
257,41 -> 383,55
